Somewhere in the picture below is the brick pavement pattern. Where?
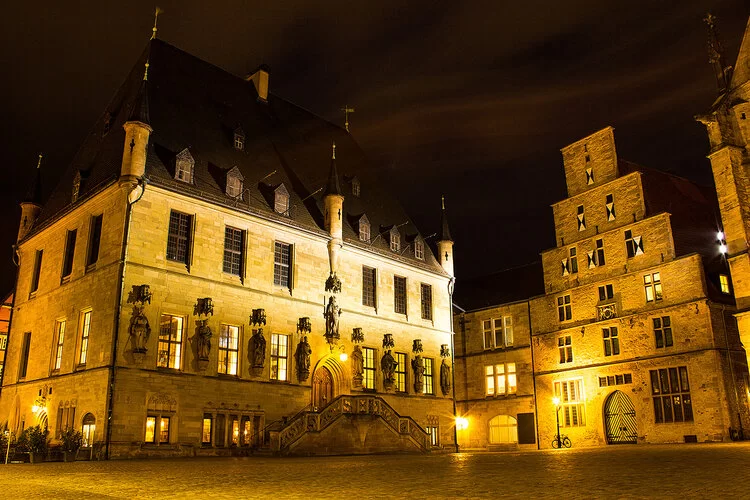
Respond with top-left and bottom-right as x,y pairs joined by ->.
2,443 -> 749,499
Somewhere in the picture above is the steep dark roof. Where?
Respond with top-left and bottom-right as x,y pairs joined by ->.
128,77 -> 150,125
32,39 -> 444,273
453,262 -> 544,312
440,199 -> 452,242
23,165 -> 42,205
323,145 -> 342,197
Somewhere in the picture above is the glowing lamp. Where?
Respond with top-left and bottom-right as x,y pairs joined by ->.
339,352 -> 348,362
552,397 -> 560,406
717,231 -> 725,241
31,405 -> 39,413
720,244 -> 728,255
455,417 -> 469,431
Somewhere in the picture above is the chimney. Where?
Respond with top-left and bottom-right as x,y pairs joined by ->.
246,65 -> 270,101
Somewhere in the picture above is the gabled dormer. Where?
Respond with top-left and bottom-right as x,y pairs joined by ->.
274,183 -> 290,216
72,169 -> 89,203
390,227 -> 401,252
233,126 -> 245,151
358,214 -> 370,242
175,148 -> 194,184
351,176 -> 361,197
413,235 -> 425,261
225,166 -> 244,198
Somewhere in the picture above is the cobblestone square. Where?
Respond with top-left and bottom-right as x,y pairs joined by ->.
1,443 -> 749,499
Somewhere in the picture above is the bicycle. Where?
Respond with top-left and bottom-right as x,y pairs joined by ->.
551,434 -> 572,448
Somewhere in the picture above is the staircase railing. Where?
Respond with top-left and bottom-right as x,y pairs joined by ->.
249,403 -> 311,449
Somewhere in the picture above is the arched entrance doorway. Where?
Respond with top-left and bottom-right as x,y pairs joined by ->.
82,413 -> 96,447
312,367 -> 333,410
604,390 -> 637,444
488,415 -> 518,444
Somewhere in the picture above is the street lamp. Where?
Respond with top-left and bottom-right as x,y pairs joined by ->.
552,397 -> 561,448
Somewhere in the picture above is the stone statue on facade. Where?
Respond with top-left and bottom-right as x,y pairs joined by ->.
412,355 -> 425,394
381,350 -> 397,390
325,295 -> 341,341
351,345 -> 364,387
195,319 -> 212,360
129,304 -> 151,353
252,328 -> 267,368
295,336 -> 312,382
440,359 -> 452,395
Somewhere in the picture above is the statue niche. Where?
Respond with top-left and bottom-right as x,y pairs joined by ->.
324,295 -> 341,344
194,319 -> 213,360
251,328 -> 267,368
412,355 -> 425,394
127,284 -> 152,364
351,345 -> 364,388
381,350 -> 397,391
440,359 -> 452,395
295,336 -> 312,382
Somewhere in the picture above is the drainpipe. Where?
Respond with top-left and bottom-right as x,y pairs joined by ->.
105,179 -> 147,459
448,277 -> 458,453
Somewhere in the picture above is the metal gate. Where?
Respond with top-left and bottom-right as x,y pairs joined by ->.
604,390 -> 638,444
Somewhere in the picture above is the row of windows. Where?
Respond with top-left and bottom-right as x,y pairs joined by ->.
558,315 -> 674,364
360,347 -> 436,395
28,214 -> 103,297
357,219 -> 425,260
361,266 -> 434,320
561,230 -> 640,278
555,366 -> 691,428
575,194 -> 617,233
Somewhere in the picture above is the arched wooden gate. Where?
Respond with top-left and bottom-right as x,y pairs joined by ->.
604,390 -> 637,444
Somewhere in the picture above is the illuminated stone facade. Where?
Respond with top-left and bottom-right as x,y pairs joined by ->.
455,127 -> 750,450
0,39 -> 455,458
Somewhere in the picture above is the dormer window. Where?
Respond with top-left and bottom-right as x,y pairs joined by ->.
233,127 -> 245,151
390,228 -> 400,252
414,238 -> 424,260
175,148 -> 195,184
358,214 -> 370,242
226,166 -> 244,198
274,184 -> 290,215
352,177 -> 361,197
72,171 -> 82,203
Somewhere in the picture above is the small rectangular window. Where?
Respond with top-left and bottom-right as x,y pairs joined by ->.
218,325 -> 240,375
596,239 -> 605,266
223,227 -> 244,277
569,247 -> 578,273
626,230 -> 644,258
61,229 -> 77,281
362,266 -> 377,308
78,310 -> 91,365
53,320 -> 66,371
603,327 -> 620,356
145,416 -> 157,443
558,335 -> 572,363
414,239 -> 425,260
420,283 -> 433,321
19,332 -> 31,379
159,416 -> 170,443
157,314 -> 183,369
485,365 -> 495,396
598,284 -> 614,301
653,316 -> 673,348
395,352 -> 407,392
394,276 -> 407,315
423,358 -> 434,395
605,194 -> 615,221
30,249 -> 43,294
363,347 -> 376,390
273,242 -> 292,289
270,333 -> 289,381
557,295 -> 572,322
166,211 -> 192,264
720,274 -> 730,294
86,214 -> 103,267
644,273 -> 663,302
577,205 -> 586,231
202,415 -> 212,445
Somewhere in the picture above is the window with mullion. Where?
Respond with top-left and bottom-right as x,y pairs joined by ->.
362,266 -> 376,308
86,214 -> 103,267
273,242 -> 292,288
53,320 -> 66,371
363,347 -> 376,389
78,310 -> 91,365
218,325 -> 240,375
603,326 -> 620,356
167,211 -> 191,263
420,283 -> 433,321
270,333 -> 288,381
395,352 -> 407,392
423,358 -> 434,395
223,227 -> 244,276
157,314 -> 183,369
394,276 -> 407,314
653,316 -> 673,348
61,229 -> 77,281
554,379 -> 585,427
650,366 -> 693,423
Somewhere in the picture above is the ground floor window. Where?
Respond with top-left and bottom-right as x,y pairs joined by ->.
423,358 -> 434,395
363,347 -> 376,389
427,426 -> 439,446
204,412 -> 262,447
395,352 -> 407,392
554,379 -> 585,427
81,413 -> 96,447
145,415 -> 170,444
650,367 -> 693,423
202,415 -> 212,445
488,415 -> 518,444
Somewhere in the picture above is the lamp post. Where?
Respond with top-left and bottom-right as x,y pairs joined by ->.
552,397 -> 561,448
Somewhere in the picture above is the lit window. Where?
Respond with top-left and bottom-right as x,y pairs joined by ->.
166,211 -> 192,264
394,276 -> 407,315
558,335 -> 572,363
273,242 -> 292,289
218,325 -> 240,375
650,367 -> 693,423
420,283 -> 432,321
223,227 -> 244,276
653,316 -> 673,348
390,228 -> 400,252
231,416 -> 240,446
202,415 -> 212,445
423,358 -> 434,395
159,416 -> 170,443
81,413 -> 95,447
488,415 -> 518,444
274,185 -> 290,215
554,379 -> 585,427
270,333 -> 289,381
427,426 -> 439,446
577,205 -> 586,231
78,310 -> 91,365
61,229 -> 77,282
145,416 -> 156,443
625,230 -> 644,258
157,314 -> 183,369
644,273 -> 663,302
174,148 -> 194,183
603,327 -> 620,356
395,352 -> 407,392
486,363 -> 516,396
0,334 -> 6,350
557,295 -> 572,322
363,347 -> 376,390
53,320 -> 65,371
359,215 -> 370,242
362,266 -> 376,308
720,274 -> 730,294
414,239 -> 425,260
605,194 -> 615,221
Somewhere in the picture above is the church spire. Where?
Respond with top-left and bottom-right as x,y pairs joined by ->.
323,142 -> 342,197
437,195 -> 454,277
18,154 -> 44,242
704,13 -> 732,93
440,195 -> 453,242
730,16 -> 750,89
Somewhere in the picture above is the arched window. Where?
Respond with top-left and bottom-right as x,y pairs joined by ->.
488,415 -> 518,444
82,413 -> 96,447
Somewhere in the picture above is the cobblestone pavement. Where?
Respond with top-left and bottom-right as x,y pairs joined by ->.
2,443 -> 750,499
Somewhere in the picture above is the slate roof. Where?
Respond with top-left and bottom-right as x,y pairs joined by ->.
32,39 -> 445,275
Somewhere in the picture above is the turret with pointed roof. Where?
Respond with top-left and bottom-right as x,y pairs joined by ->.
17,155 -> 44,242
437,196 -> 454,277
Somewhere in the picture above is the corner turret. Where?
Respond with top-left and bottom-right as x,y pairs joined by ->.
437,196 -> 454,277
18,155 -> 43,242
324,143 -> 344,283
120,55 -> 153,186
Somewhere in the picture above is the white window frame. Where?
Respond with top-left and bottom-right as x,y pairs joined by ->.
270,333 -> 289,381
554,379 -> 586,427
644,272 -> 663,302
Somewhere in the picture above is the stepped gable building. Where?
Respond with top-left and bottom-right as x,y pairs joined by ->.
452,263 -> 543,451
0,38 -> 456,458
532,126 -> 748,448
697,16 -> 750,371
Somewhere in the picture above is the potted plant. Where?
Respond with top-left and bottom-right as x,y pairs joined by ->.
60,428 -> 83,462
25,425 -> 49,464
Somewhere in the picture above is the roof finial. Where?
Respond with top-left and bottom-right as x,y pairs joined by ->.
441,194 -> 445,210
151,7 -> 162,40
36,154 -> 43,169
332,141 -> 336,160
143,60 -> 150,81
341,105 -> 355,133
704,12 -> 730,92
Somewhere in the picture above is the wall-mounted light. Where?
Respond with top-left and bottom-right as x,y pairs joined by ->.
718,231 -> 728,255
455,417 -> 469,431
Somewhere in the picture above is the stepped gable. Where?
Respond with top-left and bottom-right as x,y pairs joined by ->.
453,262 -> 544,312
34,39 -> 443,273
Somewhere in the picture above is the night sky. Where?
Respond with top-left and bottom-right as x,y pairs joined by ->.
0,1 -> 748,295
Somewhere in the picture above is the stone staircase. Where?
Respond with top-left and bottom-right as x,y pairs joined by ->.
269,394 -> 430,456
